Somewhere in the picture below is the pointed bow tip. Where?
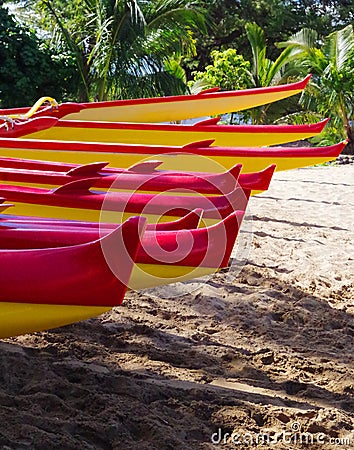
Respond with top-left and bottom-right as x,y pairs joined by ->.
128,160 -> 163,173
228,164 -> 243,179
124,215 -> 148,236
219,210 -> 245,267
301,73 -> 312,87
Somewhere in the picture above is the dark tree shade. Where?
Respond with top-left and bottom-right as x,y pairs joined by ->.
0,2 -> 77,107
186,0 -> 354,75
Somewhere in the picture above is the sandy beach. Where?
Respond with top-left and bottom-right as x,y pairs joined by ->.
0,164 -> 353,449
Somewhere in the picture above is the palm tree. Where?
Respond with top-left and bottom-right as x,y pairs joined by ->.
190,22 -> 306,125
277,25 -> 354,152
23,0 -> 206,101
244,22 -> 304,124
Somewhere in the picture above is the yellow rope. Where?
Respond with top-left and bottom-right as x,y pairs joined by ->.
7,97 -> 58,119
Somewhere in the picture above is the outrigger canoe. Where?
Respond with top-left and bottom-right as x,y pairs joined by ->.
0,159 -> 243,195
1,76 -> 311,123
0,137 -> 346,173
0,178 -> 250,224
0,160 -> 275,195
0,216 -> 145,339
20,117 -> 329,148
0,210 -> 244,292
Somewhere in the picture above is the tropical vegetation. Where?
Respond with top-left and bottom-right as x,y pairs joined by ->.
10,0 -> 206,101
0,0 -> 76,106
1,0 -> 353,152
277,25 -> 354,151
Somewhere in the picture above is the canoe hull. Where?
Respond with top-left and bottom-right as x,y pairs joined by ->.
0,174 -> 249,226
0,302 -> 111,339
24,119 -> 328,148
0,160 -> 244,196
0,76 -> 311,123
0,146 -> 341,174
65,79 -> 311,122
0,218 -> 145,306
0,217 -> 145,338
66,92 -> 301,121
0,209 -> 243,295
0,117 -> 58,138
0,262 -> 225,340
130,263 -> 220,290
5,201 -> 200,225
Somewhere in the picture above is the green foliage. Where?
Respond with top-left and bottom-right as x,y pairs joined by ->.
14,0 -> 207,101
3,0 -> 353,150
278,25 -> 354,151
191,23 -> 307,124
0,2 -> 78,107
188,0 -> 353,74
191,49 -> 252,91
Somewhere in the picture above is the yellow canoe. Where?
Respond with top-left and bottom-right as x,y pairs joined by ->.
0,137 -> 346,174
2,76 -> 311,123
24,117 -> 329,148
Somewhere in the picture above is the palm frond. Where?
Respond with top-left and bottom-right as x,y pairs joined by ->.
188,78 -> 214,94
144,0 -> 205,25
245,22 -> 266,86
323,25 -> 354,72
273,111 -> 323,125
277,28 -> 318,50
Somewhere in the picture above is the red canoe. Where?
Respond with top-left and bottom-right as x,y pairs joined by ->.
0,210 -> 243,269
15,116 -> 330,148
0,114 -> 329,148
0,210 -> 244,293
0,207 -> 204,231
0,159 -> 243,195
